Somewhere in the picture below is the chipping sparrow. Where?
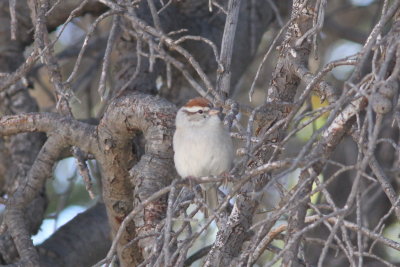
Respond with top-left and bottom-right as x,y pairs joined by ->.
173,97 -> 234,214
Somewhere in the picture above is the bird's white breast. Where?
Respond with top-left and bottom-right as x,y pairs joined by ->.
173,122 -> 233,178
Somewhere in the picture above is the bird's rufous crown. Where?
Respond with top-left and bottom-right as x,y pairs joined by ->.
184,97 -> 212,108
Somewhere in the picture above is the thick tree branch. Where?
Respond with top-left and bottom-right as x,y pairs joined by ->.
92,92 -> 176,266
3,136 -> 64,266
0,2 -> 45,264
38,203 -> 110,267
0,113 -> 98,154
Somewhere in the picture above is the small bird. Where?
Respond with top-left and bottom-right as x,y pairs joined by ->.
173,97 -> 234,215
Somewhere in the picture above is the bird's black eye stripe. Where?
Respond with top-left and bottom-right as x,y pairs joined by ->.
198,110 -> 203,114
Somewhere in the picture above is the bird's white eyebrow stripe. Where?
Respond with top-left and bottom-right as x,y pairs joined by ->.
183,106 -> 210,112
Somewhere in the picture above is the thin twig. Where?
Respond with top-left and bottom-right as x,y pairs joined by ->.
99,14 -> 121,100
8,0 -> 17,40
215,0 -> 242,99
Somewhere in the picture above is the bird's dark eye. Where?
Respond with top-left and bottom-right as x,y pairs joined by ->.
197,110 -> 203,114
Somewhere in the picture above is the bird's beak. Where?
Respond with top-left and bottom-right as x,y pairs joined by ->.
209,107 -> 221,115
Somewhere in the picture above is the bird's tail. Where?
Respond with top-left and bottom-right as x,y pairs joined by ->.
202,186 -> 218,218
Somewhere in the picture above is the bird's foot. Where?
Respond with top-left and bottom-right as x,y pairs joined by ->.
185,175 -> 197,190
220,172 -> 232,188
